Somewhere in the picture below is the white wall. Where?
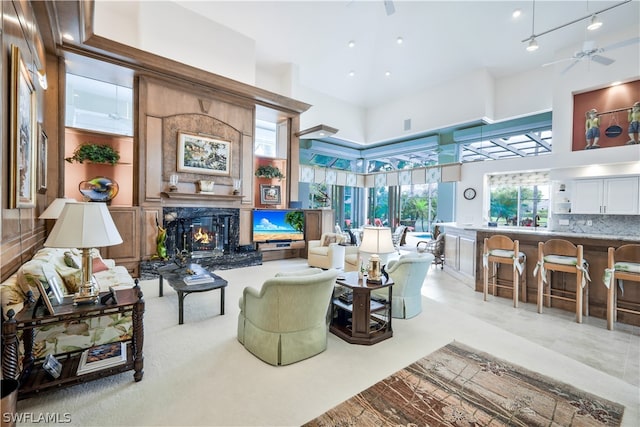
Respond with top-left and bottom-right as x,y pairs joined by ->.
94,1 -> 256,86
455,27 -> 640,226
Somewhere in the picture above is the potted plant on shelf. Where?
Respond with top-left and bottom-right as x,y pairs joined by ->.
65,143 -> 120,165
255,165 -> 285,180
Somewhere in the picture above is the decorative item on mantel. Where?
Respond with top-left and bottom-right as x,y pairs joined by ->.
197,180 -> 215,194
169,174 -> 179,192
232,179 -> 241,195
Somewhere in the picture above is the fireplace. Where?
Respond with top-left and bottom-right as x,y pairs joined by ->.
139,207 -> 261,279
163,207 -> 239,257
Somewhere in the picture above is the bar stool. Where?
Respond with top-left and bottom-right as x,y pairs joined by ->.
535,239 -> 590,323
605,244 -> 640,330
482,235 -> 526,307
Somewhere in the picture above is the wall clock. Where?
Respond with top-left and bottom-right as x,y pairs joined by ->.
463,187 -> 476,200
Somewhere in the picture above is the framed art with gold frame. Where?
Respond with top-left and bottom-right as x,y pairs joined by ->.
10,44 -> 37,208
177,131 -> 231,176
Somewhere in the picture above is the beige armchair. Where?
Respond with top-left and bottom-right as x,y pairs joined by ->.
344,245 -> 360,272
308,233 -> 347,269
371,252 -> 434,319
237,268 -> 340,365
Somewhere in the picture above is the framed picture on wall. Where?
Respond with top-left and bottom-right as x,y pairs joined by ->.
260,184 -> 281,205
177,131 -> 231,176
37,124 -> 48,194
10,44 -> 37,208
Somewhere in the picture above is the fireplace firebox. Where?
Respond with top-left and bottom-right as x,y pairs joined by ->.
163,207 -> 238,257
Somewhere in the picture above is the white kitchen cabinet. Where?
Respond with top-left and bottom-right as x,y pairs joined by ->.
572,177 -> 639,215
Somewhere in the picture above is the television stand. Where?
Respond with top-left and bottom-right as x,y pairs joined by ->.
257,240 -> 305,261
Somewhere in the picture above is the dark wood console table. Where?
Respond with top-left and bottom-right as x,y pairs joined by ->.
1,283 -> 144,400
330,272 -> 393,345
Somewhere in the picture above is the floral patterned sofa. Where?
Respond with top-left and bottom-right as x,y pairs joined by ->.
0,247 -> 135,361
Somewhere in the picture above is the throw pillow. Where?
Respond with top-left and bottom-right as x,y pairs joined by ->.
64,251 -> 80,268
17,259 -> 49,296
92,257 -> 109,273
56,265 -> 82,294
322,235 -> 337,247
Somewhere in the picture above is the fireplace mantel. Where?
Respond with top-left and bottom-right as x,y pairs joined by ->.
160,192 -> 245,202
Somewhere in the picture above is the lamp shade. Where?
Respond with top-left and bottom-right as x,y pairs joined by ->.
359,227 -> 395,254
44,202 -> 123,248
39,198 -> 77,219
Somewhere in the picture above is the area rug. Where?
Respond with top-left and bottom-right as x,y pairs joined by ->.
303,341 -> 624,427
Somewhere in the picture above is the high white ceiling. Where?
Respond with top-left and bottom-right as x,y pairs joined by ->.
174,0 -> 640,108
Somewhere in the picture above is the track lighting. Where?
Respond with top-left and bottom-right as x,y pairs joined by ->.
587,14 -> 602,31
522,0 -> 630,51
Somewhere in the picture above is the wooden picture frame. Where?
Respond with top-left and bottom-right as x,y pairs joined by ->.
260,184 -> 281,205
177,131 -> 231,176
10,45 -> 37,208
37,124 -> 48,194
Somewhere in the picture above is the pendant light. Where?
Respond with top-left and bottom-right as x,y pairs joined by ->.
526,0 -> 539,52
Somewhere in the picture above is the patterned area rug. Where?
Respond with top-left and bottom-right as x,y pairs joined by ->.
304,342 -> 624,427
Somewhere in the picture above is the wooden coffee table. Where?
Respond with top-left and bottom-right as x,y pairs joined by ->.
157,263 -> 227,324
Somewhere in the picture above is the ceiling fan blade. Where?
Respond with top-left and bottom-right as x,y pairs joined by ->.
561,60 -> 580,74
384,0 -> 395,16
591,55 -> 615,66
542,57 -> 575,67
602,36 -> 640,52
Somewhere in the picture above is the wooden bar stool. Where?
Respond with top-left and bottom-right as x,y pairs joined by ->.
605,244 -> 640,330
535,239 -> 590,323
482,235 -> 526,308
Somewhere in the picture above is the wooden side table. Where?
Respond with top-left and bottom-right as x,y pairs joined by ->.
330,271 -> 393,345
1,283 -> 144,400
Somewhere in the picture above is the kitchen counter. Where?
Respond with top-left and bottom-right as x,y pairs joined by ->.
441,223 -> 640,243
439,223 -> 639,326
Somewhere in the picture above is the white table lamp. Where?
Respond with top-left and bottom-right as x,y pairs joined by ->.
359,227 -> 395,284
44,203 -> 122,304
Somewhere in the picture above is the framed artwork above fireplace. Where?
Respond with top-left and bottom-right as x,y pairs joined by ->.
177,131 -> 231,176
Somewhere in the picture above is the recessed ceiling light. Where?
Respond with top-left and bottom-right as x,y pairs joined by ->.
512,9 -> 522,19
385,71 -> 391,77
348,70 -> 355,77
347,40 -> 355,48
62,33 -> 74,41
396,36 -> 404,44
611,81 -> 622,86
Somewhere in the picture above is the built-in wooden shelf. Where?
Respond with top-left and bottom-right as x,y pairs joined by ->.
160,192 -> 244,202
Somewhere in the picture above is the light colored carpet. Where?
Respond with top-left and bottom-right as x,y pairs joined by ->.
15,259 -> 640,426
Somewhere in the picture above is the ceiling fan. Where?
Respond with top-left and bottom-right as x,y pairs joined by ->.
543,37 -> 640,74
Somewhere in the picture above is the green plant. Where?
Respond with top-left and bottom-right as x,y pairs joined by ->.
65,143 -> 120,165
255,164 -> 285,180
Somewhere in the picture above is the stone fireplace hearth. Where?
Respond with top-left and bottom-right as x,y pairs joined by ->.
139,207 -> 261,279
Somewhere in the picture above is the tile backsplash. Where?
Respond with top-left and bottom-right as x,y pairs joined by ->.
550,214 -> 640,237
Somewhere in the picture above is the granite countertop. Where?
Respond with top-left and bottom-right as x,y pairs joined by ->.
439,223 -> 640,242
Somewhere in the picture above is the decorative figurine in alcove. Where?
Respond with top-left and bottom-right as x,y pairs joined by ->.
585,108 -> 601,149
627,102 -> 640,145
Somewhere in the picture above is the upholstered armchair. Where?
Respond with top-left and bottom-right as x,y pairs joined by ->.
371,252 -> 434,319
308,233 -> 347,269
237,268 -> 339,365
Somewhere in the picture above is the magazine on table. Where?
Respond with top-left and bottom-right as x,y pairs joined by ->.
77,342 -> 127,375
183,274 -> 213,285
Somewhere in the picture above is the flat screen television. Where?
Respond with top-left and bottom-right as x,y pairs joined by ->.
252,209 -> 305,243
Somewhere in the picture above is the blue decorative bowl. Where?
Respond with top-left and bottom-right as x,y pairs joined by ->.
79,177 -> 119,202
